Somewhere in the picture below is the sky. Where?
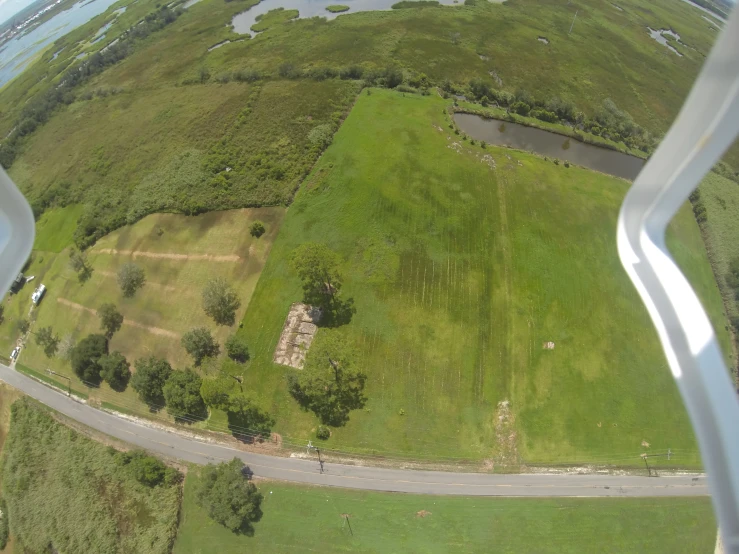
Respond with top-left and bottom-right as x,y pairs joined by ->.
0,0 -> 39,27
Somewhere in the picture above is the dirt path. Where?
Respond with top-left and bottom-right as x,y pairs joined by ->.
97,270 -> 177,292
57,298 -> 180,339
94,249 -> 240,262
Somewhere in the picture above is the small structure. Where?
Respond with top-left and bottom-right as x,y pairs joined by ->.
543,341 -> 555,350
9,273 -> 24,293
31,284 -> 46,306
273,303 -> 322,369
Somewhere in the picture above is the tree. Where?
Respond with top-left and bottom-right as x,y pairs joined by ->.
99,351 -> 130,391
117,262 -> 146,297
69,248 -> 93,283
225,393 -> 274,440
117,450 -> 179,487
182,327 -> 220,366
202,278 -> 241,326
70,334 -> 108,384
290,243 -> 342,307
35,326 -> 59,358
225,334 -> 249,363
384,66 -> 403,88
163,369 -> 206,419
98,303 -> 123,338
131,356 -> 173,405
58,333 -> 74,360
249,221 -> 265,238
287,330 -> 366,426
200,377 -> 233,410
196,458 -> 263,534
17,319 -> 30,335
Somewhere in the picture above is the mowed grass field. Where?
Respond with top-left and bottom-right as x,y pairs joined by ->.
174,473 -> 717,554
1,206 -> 284,415
231,89 -> 730,465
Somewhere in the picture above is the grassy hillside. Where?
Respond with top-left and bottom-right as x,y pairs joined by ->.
175,472 -> 717,553
226,89 -> 730,465
0,208 -> 283,417
0,398 -> 181,554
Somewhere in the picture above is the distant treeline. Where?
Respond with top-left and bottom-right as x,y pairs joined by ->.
0,6 -> 182,171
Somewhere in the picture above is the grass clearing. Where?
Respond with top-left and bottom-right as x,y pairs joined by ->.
232,89 -> 729,465
1,398 -> 181,554
32,204 -> 84,252
174,473 -> 717,553
1,208 -> 283,417
325,5 -> 350,13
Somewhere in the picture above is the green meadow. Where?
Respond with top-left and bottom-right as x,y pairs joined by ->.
174,472 -> 717,554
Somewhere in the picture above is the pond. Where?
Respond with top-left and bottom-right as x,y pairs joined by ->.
231,0 -> 460,34
678,0 -> 727,23
453,113 -> 646,180
647,27 -> 683,57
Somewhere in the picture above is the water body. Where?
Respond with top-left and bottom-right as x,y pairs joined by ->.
0,0 -> 122,88
647,27 -> 683,57
678,0 -> 728,23
231,0 -> 459,34
453,113 -> 646,180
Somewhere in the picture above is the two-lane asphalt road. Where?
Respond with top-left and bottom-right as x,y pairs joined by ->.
0,363 -> 709,497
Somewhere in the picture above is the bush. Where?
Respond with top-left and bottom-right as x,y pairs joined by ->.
250,221 -> 265,238
131,356 -> 173,405
316,425 -> 330,440
202,278 -> 241,326
99,351 -> 131,392
117,450 -> 179,487
0,497 -> 8,550
530,108 -> 558,123
196,458 -> 263,533
510,101 -> 531,116
233,69 -> 261,82
384,66 -> 403,88
163,369 -> 206,419
226,334 -> 250,363
307,124 -> 334,150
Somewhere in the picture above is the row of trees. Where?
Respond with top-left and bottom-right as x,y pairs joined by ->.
460,79 -> 657,153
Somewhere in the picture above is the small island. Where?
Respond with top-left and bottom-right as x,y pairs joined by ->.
325,4 -> 350,12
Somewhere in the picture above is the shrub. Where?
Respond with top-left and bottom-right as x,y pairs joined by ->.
316,425 -> 330,439
196,458 -> 263,533
307,124 -> 334,150
0,497 -> 8,550
117,450 -> 179,487
564,161 -> 570,168
163,369 -> 206,419
202,278 -> 241,326
182,327 -> 220,365
131,356 -> 173,405
250,221 -> 265,238
226,334 -> 250,363
553,158 -> 560,165
530,108 -> 558,123
99,351 -> 130,391
510,101 -> 531,116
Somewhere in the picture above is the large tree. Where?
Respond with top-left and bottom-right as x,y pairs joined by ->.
117,262 -> 146,298
70,334 -> 108,384
99,351 -> 130,391
34,326 -> 59,358
181,327 -> 220,366
202,278 -> 241,326
288,329 -> 366,426
195,458 -> 263,534
69,249 -> 93,283
290,242 -> 342,308
98,303 -> 123,338
200,377 -> 233,410
163,369 -> 206,419
225,393 -> 274,441
131,356 -> 172,405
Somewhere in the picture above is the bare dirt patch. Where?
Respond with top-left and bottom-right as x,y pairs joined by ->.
491,399 -> 521,469
94,249 -> 240,262
57,298 -> 180,339
416,510 -> 432,518
97,270 -> 177,292
273,303 -> 321,369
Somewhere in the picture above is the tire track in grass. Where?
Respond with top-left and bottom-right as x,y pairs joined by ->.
496,170 -> 515,399
94,249 -> 240,262
57,298 -> 180,339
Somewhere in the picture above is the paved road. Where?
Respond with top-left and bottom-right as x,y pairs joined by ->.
0,363 -> 710,497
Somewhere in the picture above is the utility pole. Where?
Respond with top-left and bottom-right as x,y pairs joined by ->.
569,10 -> 578,35
47,369 -> 71,396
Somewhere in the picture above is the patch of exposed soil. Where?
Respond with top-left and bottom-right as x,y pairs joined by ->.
492,399 -> 520,469
416,510 -> 432,518
273,303 -> 321,369
57,298 -> 180,339
95,249 -> 240,262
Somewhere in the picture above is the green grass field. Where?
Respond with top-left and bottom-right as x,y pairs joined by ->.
227,89 -> 730,466
174,471 -> 717,554
0,208 -> 283,417
1,398 -> 181,554
32,204 -> 84,252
